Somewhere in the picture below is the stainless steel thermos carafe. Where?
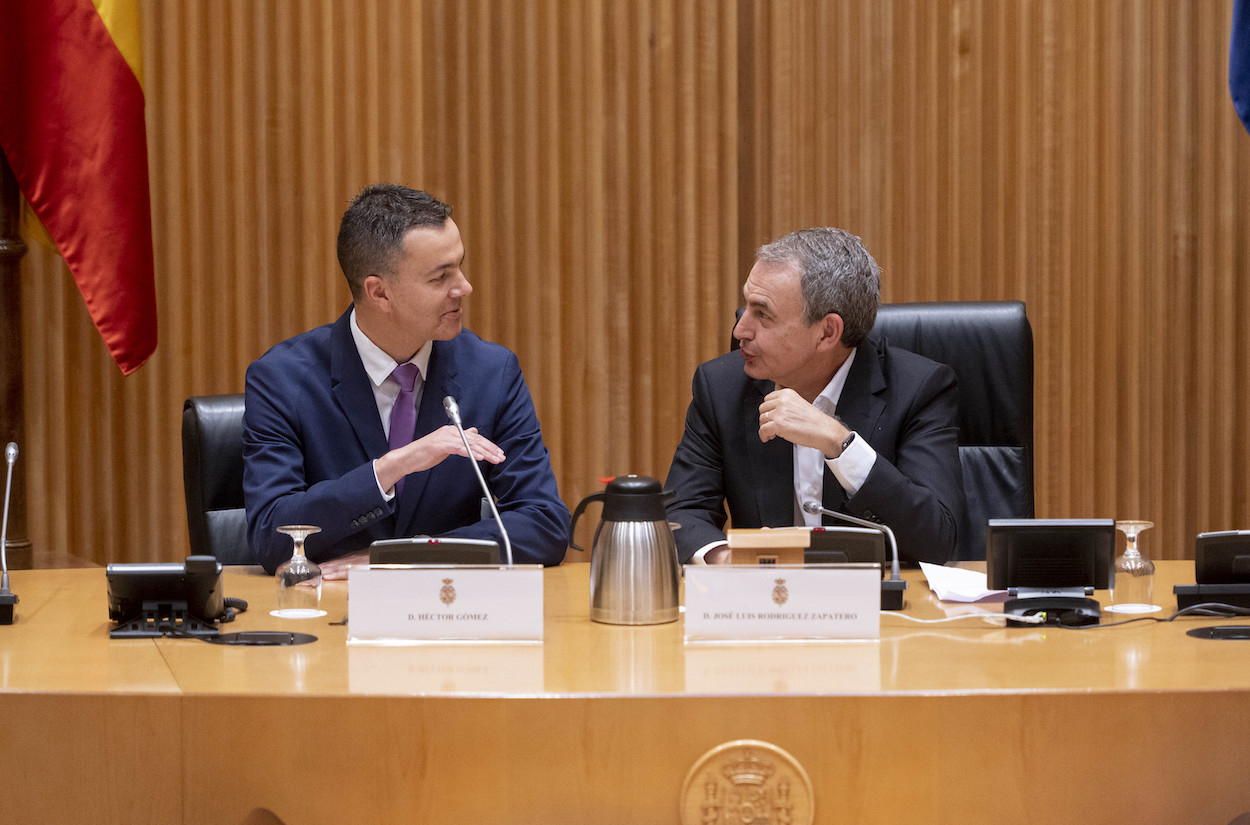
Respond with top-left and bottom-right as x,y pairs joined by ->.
569,475 -> 680,625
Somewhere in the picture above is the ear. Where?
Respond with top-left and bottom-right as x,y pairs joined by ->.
361,274 -> 391,312
815,313 -> 844,352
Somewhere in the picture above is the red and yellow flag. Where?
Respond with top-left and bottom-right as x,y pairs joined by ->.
0,0 -> 157,375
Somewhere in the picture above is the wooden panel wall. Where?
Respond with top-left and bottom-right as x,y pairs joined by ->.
10,0 -> 1250,565
739,0 -> 1250,559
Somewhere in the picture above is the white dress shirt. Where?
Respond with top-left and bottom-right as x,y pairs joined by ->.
692,348 -> 878,563
349,308 -> 433,499
794,349 -> 876,524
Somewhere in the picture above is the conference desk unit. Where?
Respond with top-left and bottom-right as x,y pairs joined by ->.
2,561 -> 1249,825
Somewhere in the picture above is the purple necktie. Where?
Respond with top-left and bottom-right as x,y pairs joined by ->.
388,362 -> 422,496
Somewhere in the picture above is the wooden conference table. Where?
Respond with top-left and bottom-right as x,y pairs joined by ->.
2,561 -> 1250,825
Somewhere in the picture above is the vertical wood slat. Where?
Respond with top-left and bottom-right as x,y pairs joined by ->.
11,1 -> 1250,566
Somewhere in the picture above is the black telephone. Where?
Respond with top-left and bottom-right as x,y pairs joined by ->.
106,555 -> 248,638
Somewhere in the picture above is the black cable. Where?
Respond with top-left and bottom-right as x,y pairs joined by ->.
1054,614 -> 1163,629
222,596 -> 249,624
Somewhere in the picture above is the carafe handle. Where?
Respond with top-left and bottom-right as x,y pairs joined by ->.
568,491 -> 606,552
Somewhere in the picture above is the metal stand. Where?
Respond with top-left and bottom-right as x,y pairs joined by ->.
109,601 -> 220,639
1004,586 -> 1101,626
0,150 -> 31,569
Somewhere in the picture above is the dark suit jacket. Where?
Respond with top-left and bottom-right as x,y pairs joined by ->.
243,308 -> 570,573
664,335 -> 964,565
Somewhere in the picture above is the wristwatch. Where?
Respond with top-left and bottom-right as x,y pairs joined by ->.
839,431 -> 856,456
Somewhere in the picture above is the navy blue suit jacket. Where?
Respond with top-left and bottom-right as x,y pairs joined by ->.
243,308 -> 570,573
664,335 -> 964,565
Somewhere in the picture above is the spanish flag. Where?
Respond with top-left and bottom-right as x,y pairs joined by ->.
0,0 -> 157,375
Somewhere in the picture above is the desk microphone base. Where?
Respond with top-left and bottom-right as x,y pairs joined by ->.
881,579 -> 906,611
0,589 -> 16,625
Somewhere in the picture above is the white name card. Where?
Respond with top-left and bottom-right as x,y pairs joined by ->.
346,565 -> 544,645
683,564 -> 881,642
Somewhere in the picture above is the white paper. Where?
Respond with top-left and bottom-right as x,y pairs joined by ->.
919,562 -> 1007,603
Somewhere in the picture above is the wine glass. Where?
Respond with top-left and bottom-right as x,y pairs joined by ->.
271,525 -> 327,619
1107,520 -> 1160,614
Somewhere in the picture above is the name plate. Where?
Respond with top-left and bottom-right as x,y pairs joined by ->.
683,564 -> 880,642
346,565 -> 543,645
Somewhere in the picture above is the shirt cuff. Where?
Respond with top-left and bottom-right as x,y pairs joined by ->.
827,433 -> 876,495
691,539 -> 729,565
372,459 -> 396,502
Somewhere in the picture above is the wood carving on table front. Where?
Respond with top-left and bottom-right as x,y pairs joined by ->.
680,739 -> 814,825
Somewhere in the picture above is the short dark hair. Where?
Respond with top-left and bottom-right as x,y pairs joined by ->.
756,227 -> 881,347
336,184 -> 453,299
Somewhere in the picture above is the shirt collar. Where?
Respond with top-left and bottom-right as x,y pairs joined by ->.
813,348 -> 858,414
350,307 -> 433,387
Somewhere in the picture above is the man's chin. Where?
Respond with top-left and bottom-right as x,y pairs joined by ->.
435,320 -> 464,340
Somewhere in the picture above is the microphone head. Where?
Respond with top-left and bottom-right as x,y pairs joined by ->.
802,499 -> 822,516
4,443 -> 15,464
442,396 -> 461,424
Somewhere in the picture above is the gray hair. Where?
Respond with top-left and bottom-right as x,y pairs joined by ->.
756,227 -> 880,347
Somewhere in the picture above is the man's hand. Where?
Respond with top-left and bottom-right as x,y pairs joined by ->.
316,549 -> 371,581
374,425 -> 505,492
757,388 -> 848,457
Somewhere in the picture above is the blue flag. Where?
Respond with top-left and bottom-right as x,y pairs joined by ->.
1234,0 -> 1250,133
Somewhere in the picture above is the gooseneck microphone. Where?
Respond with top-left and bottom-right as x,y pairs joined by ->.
803,499 -> 901,581
0,442 -> 20,624
443,396 -> 515,567
803,499 -> 906,609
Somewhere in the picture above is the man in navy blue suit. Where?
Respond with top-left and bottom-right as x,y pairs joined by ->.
243,185 -> 570,576
665,227 -> 964,566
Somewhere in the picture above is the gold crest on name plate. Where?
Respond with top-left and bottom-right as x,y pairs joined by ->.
439,577 -> 456,605
680,739 -> 813,825
772,578 -> 789,606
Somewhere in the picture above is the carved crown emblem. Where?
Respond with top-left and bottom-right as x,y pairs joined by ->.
680,740 -> 814,825
720,749 -> 776,786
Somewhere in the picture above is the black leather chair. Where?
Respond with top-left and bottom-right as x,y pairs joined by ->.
871,302 -> 1033,560
733,300 -> 1034,560
182,394 -> 253,564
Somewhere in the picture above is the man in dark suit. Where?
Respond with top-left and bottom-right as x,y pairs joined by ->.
665,227 -> 964,565
243,185 -> 569,576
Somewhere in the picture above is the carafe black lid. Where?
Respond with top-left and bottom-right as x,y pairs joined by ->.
602,475 -> 669,522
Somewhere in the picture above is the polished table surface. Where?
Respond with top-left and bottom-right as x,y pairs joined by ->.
3,561 -> 1250,824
